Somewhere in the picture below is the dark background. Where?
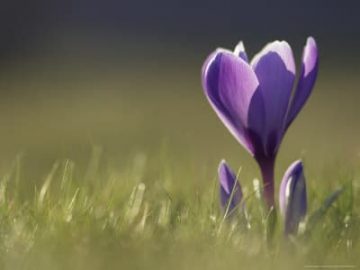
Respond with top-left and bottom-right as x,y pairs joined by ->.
1,0 -> 359,60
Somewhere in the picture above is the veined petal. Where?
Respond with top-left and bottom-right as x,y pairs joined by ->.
218,160 -> 242,213
279,160 -> 307,235
286,37 -> 319,128
217,52 -> 260,127
234,41 -> 249,62
251,41 -> 296,156
202,50 -> 261,155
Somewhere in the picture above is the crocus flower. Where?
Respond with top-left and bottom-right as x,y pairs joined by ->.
218,160 -> 242,215
279,160 -> 307,235
201,37 -> 318,208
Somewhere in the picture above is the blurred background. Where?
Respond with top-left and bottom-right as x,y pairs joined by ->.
0,0 -> 359,190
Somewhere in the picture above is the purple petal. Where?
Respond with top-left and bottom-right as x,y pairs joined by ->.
202,50 -> 261,155
251,41 -> 296,156
218,160 -> 242,214
279,160 -> 307,235
233,42 -> 267,153
286,37 -> 319,128
234,41 -> 249,62
247,88 -> 267,157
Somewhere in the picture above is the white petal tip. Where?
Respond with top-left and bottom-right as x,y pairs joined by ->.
303,37 -> 318,77
234,41 -> 245,54
251,40 -> 296,74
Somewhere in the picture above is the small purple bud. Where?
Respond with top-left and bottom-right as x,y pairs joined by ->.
279,160 -> 307,235
218,160 -> 242,216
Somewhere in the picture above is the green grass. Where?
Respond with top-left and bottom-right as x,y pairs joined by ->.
0,149 -> 358,270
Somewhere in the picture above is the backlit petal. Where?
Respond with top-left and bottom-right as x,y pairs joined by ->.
202,50 -> 261,155
251,41 -> 296,156
286,37 -> 319,128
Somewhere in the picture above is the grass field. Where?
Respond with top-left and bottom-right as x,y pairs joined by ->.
0,51 -> 359,269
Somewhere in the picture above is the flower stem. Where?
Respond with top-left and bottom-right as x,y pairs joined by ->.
257,157 -> 276,209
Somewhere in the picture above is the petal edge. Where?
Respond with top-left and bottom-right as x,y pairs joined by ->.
286,37 -> 318,128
